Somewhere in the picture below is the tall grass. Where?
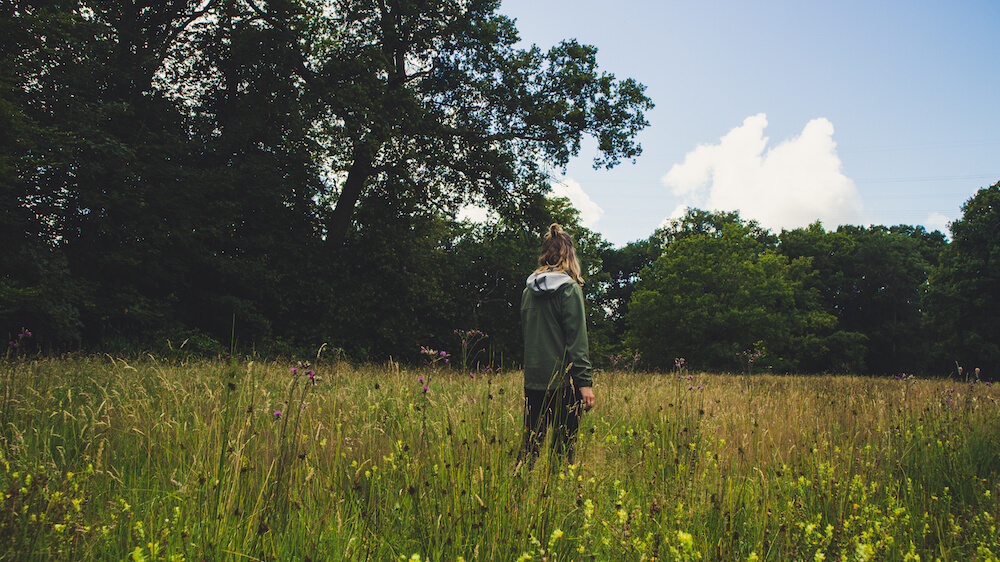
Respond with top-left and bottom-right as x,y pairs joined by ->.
2,356 -> 999,561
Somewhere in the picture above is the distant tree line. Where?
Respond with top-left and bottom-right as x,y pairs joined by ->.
2,2 -> 998,377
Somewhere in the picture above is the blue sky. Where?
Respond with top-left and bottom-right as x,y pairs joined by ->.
496,0 -> 1000,246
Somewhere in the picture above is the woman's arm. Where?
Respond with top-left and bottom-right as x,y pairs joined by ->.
562,283 -> 592,389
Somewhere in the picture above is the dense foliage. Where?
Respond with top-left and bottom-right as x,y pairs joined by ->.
2,2 -> 998,375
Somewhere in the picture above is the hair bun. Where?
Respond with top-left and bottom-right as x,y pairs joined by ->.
549,223 -> 562,236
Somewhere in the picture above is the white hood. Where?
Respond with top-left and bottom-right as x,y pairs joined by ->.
526,269 -> 575,294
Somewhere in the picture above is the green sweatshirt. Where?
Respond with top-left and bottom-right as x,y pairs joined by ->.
520,269 -> 593,391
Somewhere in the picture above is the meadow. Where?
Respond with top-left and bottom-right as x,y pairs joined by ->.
2,354 -> 999,561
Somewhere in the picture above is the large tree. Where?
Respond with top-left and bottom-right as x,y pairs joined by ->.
779,223 -> 944,374
257,0 -> 653,247
2,1 -> 217,346
626,211 -> 844,373
927,182 -> 1000,377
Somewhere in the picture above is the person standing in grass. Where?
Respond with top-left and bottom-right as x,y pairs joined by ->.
520,223 -> 596,464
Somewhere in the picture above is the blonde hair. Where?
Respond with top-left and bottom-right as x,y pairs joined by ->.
535,223 -> 583,285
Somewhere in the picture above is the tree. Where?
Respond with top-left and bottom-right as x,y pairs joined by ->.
651,207 -> 778,248
1,2 -> 87,346
779,223 -> 942,374
927,182 -> 1000,376
627,213 -> 838,373
260,0 -> 653,247
596,237 -> 659,355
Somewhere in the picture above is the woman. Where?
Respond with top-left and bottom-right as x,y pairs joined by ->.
520,224 -> 596,463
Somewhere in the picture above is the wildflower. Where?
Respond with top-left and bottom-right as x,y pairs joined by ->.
422,386 -> 429,393
274,410 -> 282,418
549,528 -> 564,548
677,530 -> 693,551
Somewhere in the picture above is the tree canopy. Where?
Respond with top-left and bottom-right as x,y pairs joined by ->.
927,182 -> 1000,374
271,0 -> 654,246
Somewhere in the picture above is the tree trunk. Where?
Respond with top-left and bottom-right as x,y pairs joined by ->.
327,140 -> 378,247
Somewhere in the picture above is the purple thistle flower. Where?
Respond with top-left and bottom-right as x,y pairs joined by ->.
274,410 -> 282,417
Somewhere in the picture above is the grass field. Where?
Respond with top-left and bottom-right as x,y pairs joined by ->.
2,354 -> 999,561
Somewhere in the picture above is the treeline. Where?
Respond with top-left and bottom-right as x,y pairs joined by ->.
2,2 -> 998,376
609,200 -> 999,376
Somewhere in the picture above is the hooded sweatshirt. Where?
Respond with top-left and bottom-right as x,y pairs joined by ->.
521,269 -> 593,391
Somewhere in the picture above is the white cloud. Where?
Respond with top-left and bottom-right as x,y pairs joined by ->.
661,113 -> 865,231
925,212 -> 952,234
551,176 -> 604,228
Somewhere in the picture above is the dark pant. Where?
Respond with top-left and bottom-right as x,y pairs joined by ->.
522,385 -> 583,464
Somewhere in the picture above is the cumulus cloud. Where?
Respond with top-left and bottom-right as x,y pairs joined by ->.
551,176 -> 604,228
661,113 -> 865,231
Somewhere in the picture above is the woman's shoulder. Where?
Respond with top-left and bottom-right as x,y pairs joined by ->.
556,279 -> 584,296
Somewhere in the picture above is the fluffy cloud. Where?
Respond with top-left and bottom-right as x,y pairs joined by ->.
551,176 -> 604,228
661,114 -> 865,231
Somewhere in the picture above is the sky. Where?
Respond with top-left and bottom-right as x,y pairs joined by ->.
494,0 -> 1000,246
